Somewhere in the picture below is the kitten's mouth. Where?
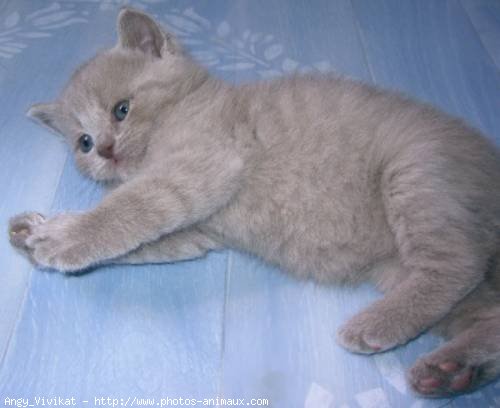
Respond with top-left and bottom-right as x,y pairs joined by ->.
108,154 -> 120,165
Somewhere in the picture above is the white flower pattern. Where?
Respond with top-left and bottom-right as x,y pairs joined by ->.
162,7 -> 332,78
0,3 -> 87,59
0,2 -> 331,79
98,0 -> 164,12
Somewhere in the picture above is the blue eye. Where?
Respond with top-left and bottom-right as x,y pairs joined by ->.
78,134 -> 94,153
113,100 -> 129,121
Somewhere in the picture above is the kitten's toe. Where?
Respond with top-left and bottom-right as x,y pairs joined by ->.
409,352 -> 478,397
336,299 -> 425,354
336,313 -> 397,354
8,212 -> 46,253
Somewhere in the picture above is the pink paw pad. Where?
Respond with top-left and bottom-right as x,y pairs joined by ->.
450,370 -> 473,391
412,360 -> 477,396
416,377 -> 443,394
365,342 -> 382,352
419,377 -> 443,388
439,361 -> 461,373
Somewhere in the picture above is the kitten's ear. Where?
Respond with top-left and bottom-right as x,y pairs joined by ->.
27,102 -> 65,136
117,8 -> 178,58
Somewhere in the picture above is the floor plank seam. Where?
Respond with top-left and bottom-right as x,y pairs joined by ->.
458,0 -> 500,72
0,152 -> 69,372
348,0 -> 377,83
0,267 -> 33,373
216,250 -> 232,399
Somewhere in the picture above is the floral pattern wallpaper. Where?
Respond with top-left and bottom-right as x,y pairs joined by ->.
1,1 -> 331,78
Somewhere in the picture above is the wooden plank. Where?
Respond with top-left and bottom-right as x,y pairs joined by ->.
0,155 -> 228,398
461,0 -> 500,70
1,2 -> 228,399
352,0 -> 500,143
217,1 -> 445,407
352,0 -> 500,405
0,0 -> 90,368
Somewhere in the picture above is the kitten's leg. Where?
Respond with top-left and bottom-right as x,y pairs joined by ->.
337,156 -> 492,353
408,281 -> 500,397
8,152 -> 242,272
10,212 -> 221,266
111,227 -> 222,265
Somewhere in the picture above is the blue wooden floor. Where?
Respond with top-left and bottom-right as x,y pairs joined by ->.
1,1 -> 500,407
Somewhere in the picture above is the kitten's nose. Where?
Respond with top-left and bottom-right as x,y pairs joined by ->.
97,142 -> 114,159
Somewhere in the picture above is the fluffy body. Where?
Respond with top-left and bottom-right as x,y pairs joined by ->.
9,9 -> 500,397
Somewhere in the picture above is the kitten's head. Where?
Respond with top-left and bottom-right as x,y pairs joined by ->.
28,8 -> 207,182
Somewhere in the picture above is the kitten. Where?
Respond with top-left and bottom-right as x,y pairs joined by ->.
8,8 -> 500,397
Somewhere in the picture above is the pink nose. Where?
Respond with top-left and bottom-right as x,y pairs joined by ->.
97,142 -> 114,159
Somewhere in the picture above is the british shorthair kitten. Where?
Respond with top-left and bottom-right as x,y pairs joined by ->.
8,8 -> 500,397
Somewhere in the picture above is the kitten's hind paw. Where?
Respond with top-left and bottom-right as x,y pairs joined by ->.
409,308 -> 500,397
409,352 -> 479,397
9,212 -> 46,259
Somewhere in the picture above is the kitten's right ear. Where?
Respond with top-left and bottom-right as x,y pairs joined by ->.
27,102 -> 65,136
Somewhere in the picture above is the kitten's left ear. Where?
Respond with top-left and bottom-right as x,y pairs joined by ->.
117,8 -> 178,58
27,102 -> 66,137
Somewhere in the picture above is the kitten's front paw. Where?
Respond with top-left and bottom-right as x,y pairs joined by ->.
9,212 -> 46,262
336,306 -> 413,354
9,212 -> 95,272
